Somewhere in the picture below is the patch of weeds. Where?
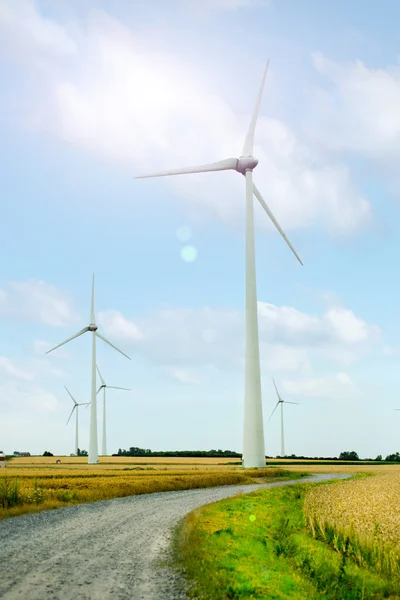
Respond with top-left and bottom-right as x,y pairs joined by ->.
0,477 -> 22,508
58,489 -> 81,503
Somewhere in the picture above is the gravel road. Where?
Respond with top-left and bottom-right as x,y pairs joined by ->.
1,473 -> 351,600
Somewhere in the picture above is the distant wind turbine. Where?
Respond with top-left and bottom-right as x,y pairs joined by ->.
268,378 -> 299,458
135,60 -> 303,468
96,364 -> 131,456
46,275 -> 131,464
65,386 -> 89,455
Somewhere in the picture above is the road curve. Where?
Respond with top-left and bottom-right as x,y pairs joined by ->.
1,474 -> 351,599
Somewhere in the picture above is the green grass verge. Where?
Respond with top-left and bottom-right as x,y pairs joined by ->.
173,482 -> 399,599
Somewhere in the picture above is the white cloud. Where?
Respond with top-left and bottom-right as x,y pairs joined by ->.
310,53 -> 400,189
261,344 -> 311,373
0,4 -> 371,235
325,307 -> 378,344
0,354 -> 67,387
258,302 -> 379,347
282,372 -> 360,402
0,356 -> 33,381
383,345 -> 398,357
182,0 -> 270,9
0,0 -> 77,61
98,298 -> 380,373
171,368 -> 200,385
1,380 -> 59,414
0,280 -> 76,327
98,310 -> 144,342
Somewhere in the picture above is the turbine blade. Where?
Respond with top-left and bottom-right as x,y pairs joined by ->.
96,364 -> 105,385
272,377 -> 281,400
135,158 -> 238,179
242,59 -> 270,157
91,273 -> 95,324
66,405 -> 76,426
96,386 -> 102,395
107,386 -> 131,391
284,401 -> 299,405
64,385 -> 78,406
253,183 -> 303,266
268,401 -> 280,422
46,327 -> 90,355
95,332 -> 131,360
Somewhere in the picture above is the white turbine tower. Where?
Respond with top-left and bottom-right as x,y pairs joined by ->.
135,61 -> 303,468
65,386 -> 89,455
96,364 -> 131,456
46,275 -> 131,464
268,378 -> 299,458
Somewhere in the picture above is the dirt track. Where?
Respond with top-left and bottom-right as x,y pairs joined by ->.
1,474 -> 350,599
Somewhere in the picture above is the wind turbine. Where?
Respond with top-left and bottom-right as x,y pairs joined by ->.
135,61 -> 303,468
46,275 -> 131,464
65,386 -> 89,455
268,378 -> 299,458
96,364 -> 131,456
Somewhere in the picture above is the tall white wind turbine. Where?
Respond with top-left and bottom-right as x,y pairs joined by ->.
268,378 -> 299,458
65,386 -> 89,455
96,364 -> 131,456
46,275 -> 131,464
135,61 -> 303,468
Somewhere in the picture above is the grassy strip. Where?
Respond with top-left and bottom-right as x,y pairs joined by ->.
0,468 -> 300,520
173,482 -> 399,599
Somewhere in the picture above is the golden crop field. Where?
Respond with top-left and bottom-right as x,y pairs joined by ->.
0,457 -> 291,520
277,463 -> 400,475
6,456 -> 241,469
304,473 -> 400,577
8,456 -> 241,468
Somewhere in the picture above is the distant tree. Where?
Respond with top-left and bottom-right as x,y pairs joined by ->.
77,448 -> 88,456
375,455 -> 382,461
339,451 -> 359,461
43,451 -> 53,457
385,452 -> 400,462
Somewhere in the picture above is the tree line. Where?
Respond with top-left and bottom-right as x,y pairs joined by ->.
111,447 -> 400,461
113,447 -> 242,458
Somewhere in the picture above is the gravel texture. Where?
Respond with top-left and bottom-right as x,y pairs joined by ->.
1,473 -> 351,599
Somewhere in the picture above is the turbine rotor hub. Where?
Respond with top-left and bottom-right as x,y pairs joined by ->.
89,324 -> 98,332
236,155 -> 259,175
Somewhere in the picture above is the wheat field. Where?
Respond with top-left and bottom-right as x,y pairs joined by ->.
0,457 -> 291,519
304,473 -> 400,577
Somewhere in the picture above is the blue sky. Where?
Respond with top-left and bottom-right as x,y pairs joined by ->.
1,0 -> 400,458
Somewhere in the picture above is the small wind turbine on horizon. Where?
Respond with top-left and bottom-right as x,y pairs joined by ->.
268,378 -> 299,458
46,275 -> 131,464
65,386 -> 89,456
96,364 -> 131,456
135,60 -> 303,468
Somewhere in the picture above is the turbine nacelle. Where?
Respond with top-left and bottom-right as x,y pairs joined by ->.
88,324 -> 98,332
236,155 -> 259,174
